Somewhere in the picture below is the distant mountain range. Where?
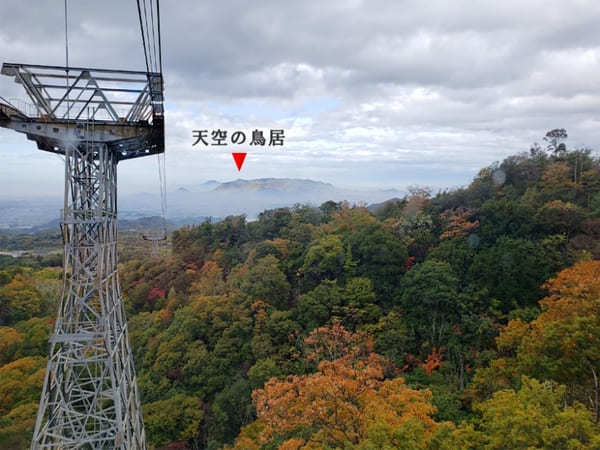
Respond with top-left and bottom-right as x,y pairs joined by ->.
0,178 -> 404,230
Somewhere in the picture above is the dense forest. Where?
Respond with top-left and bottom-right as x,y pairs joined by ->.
1,132 -> 600,449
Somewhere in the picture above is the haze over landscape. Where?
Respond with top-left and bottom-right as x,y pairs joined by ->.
0,178 -> 404,229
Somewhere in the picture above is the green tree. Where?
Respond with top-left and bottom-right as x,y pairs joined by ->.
344,222 -> 408,302
143,394 -> 204,446
235,255 -> 291,309
447,377 -> 600,449
467,236 -> 562,312
301,235 -> 345,289
297,280 -> 343,331
400,260 -> 460,351
336,277 -> 381,329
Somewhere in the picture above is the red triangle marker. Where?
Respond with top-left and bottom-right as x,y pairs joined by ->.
232,152 -> 247,171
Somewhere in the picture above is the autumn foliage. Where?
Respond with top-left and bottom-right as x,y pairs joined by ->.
475,260 -> 600,423
422,347 -> 443,376
440,208 -> 479,240
235,327 -> 440,449
1,140 -> 600,448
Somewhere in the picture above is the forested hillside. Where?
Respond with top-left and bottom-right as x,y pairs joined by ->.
1,135 -> 600,449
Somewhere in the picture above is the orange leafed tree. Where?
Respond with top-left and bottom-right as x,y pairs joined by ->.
422,347 -> 443,376
233,325 -> 440,449
440,208 -> 479,240
303,322 -> 367,363
538,259 -> 600,320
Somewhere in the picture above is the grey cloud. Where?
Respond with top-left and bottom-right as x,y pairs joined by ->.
0,0 -> 599,197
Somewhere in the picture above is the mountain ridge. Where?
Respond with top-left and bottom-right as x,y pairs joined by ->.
0,177 -> 404,229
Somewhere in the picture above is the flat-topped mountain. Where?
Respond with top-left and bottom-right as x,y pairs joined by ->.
0,178 -> 403,229
215,178 -> 335,194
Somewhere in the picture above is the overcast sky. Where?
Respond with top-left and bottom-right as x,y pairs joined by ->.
1,0 -> 600,199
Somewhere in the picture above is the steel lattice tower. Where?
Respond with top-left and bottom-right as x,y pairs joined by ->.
0,62 -> 164,448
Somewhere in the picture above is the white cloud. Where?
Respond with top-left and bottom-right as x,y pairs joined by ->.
0,0 -> 599,197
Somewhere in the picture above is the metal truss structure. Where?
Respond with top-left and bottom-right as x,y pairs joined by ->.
142,233 -> 167,259
0,62 -> 164,449
0,63 -> 163,160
